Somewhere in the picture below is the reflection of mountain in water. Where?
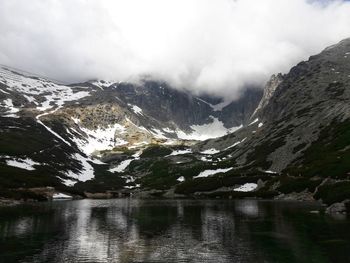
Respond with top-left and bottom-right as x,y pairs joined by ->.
0,200 -> 350,263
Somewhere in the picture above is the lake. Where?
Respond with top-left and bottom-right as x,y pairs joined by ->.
0,199 -> 349,263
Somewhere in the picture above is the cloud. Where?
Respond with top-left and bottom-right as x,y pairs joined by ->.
0,0 -> 350,99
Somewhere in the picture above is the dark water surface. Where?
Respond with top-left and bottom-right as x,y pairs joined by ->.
0,199 -> 349,263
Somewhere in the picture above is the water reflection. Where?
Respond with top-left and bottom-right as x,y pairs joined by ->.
0,199 -> 349,263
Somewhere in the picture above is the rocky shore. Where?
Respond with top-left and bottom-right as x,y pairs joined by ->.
1,185 -> 349,216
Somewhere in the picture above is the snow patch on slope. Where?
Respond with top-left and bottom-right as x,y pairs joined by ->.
128,104 -> 143,115
109,159 -> 134,173
1,99 -> 19,113
150,128 -> 167,139
5,157 -> 40,171
65,154 -> 95,185
200,156 -> 213,162
168,149 -> 192,156
177,176 -> 185,182
196,97 -> 231,111
162,127 -> 176,134
1,98 -> 20,117
194,168 -> 233,179
234,183 -> 257,192
60,178 -> 77,187
36,109 -> 72,146
0,67 -> 91,111
53,193 -> 73,199
36,89 -> 90,111
176,117 -> 242,141
225,137 -> 247,150
263,170 -> 278,174
90,80 -> 114,89
109,152 -> 142,173
249,118 -> 259,126
70,120 -> 128,155
201,148 -> 220,155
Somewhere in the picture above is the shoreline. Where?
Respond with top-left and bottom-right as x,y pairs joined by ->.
1,188 -> 347,215
0,194 -> 323,206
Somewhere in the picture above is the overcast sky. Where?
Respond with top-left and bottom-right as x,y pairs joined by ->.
1,0 -> 350,99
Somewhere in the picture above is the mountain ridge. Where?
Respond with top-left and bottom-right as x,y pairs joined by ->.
0,65 -> 262,193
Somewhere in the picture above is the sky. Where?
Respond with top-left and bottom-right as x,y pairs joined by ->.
0,0 -> 350,99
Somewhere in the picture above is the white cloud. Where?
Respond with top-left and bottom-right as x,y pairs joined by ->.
0,0 -> 350,98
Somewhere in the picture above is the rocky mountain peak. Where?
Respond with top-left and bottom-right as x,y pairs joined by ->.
251,73 -> 284,119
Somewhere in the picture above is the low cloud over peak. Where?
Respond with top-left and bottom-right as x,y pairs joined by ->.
1,0 -> 350,99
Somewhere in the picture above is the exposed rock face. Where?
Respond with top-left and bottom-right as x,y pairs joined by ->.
218,87 -> 263,127
251,73 -> 284,118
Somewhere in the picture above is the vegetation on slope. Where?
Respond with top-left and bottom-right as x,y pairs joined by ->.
285,120 -> 350,179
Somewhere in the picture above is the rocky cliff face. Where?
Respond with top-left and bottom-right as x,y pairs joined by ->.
251,73 -> 284,119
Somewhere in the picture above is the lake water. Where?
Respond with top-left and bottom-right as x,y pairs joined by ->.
0,199 -> 349,263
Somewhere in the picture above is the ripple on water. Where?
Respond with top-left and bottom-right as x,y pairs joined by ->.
0,199 -> 349,263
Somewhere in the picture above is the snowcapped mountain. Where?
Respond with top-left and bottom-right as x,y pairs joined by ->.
0,66 -> 262,144
0,65 -> 261,193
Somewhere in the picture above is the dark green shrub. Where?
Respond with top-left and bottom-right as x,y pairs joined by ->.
140,145 -> 172,158
277,177 -> 322,194
314,182 -> 350,205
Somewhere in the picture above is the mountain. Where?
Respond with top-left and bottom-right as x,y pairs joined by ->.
0,65 -> 261,198
172,38 -> 350,207
1,38 -> 350,210
198,38 -> 350,173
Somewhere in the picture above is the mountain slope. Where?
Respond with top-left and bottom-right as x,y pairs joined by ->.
170,38 -> 350,204
199,38 -> 350,174
0,66 -> 261,196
